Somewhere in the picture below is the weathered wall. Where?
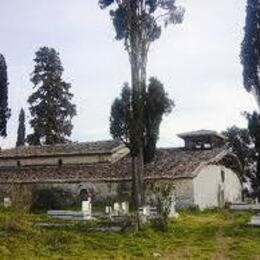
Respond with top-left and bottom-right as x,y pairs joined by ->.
0,179 -> 195,209
171,179 -> 194,209
0,147 -> 129,168
193,165 -> 242,210
0,165 -> 242,211
0,154 -> 112,168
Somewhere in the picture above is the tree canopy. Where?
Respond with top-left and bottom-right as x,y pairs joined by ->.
222,126 -> 255,183
241,0 -> 260,104
110,77 -> 174,163
27,47 -> 76,145
0,54 -> 10,137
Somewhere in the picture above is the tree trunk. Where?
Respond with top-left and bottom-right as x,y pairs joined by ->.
130,52 -> 143,211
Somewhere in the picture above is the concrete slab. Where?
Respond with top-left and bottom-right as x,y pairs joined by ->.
230,203 -> 260,211
47,210 -> 91,220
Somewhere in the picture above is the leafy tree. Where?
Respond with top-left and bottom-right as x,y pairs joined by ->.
99,0 -> 184,209
110,77 -> 174,164
16,108 -> 26,147
0,54 -> 11,137
27,47 -> 76,145
222,126 -> 256,183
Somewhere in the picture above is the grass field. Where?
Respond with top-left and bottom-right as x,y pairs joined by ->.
0,208 -> 260,259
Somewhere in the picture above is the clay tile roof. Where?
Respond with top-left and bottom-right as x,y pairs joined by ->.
144,148 -> 226,179
0,140 -> 123,158
111,147 -> 227,180
178,130 -> 226,140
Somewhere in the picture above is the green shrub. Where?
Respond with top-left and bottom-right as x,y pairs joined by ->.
31,187 -> 80,211
148,182 -> 173,231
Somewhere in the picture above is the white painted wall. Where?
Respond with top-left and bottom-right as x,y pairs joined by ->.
223,167 -> 242,203
193,165 -> 242,210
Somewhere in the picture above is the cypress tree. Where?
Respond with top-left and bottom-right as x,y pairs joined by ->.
0,54 -> 10,137
110,77 -> 174,164
99,0 -> 184,210
241,0 -> 260,200
27,47 -> 76,145
16,108 -> 26,147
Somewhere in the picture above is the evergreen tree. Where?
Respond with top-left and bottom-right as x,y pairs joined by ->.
0,54 -> 10,137
27,47 -> 76,145
241,0 -> 260,199
110,77 -> 174,164
16,108 -> 26,147
99,0 -> 184,209
246,112 -> 260,199
241,0 -> 260,104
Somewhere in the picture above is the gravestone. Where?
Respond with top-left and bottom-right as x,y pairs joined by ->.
82,198 -> 92,220
113,202 -> 120,216
3,197 -> 11,208
105,206 -> 113,215
169,194 -> 179,218
121,201 -> 129,215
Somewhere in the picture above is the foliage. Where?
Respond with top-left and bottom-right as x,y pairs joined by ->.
110,83 -> 131,145
110,77 -> 174,164
241,0 -> 260,102
16,108 -> 26,147
245,112 -> 260,199
222,125 -> 256,183
0,54 -> 11,137
147,182 -> 173,231
27,47 -> 76,145
31,187 -> 80,211
99,0 -> 184,46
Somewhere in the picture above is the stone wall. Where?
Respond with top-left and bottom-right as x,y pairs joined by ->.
0,147 -> 129,168
0,178 -> 195,210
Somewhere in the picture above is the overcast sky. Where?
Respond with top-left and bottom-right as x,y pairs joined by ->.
0,0 -> 256,148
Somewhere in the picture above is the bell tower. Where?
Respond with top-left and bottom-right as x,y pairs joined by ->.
178,130 -> 226,150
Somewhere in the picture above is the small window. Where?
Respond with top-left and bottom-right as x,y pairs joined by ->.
17,161 -> 21,167
204,143 -> 212,149
221,170 -> 225,182
195,143 -> 202,149
58,159 -> 63,166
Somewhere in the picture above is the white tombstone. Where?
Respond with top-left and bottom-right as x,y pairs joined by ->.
121,201 -> 129,215
3,197 -> 11,208
105,206 -> 112,214
169,194 -> 179,218
82,200 -> 92,220
140,206 -> 150,216
113,202 -> 120,216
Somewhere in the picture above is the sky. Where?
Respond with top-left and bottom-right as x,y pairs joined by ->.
0,0 -> 257,148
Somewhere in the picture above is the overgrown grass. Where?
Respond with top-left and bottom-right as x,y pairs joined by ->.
0,207 -> 260,259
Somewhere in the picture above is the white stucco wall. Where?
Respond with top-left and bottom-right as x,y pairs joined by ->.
193,165 -> 242,210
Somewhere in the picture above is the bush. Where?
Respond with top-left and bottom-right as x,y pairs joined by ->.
31,187 -> 80,211
148,182 -> 173,231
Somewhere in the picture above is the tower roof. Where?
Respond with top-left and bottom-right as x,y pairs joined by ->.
178,130 -> 226,140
